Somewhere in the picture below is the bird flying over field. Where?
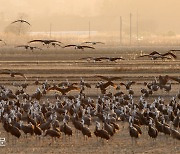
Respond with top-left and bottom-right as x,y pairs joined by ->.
16,45 -> 42,51
82,41 -> 105,45
149,51 -> 177,59
0,69 -> 27,79
80,57 -> 125,62
138,54 -> 172,60
106,57 -> 125,61
47,85 -> 80,95
63,44 -> 95,50
28,40 -> 62,47
158,75 -> 180,85
11,19 -> 31,26
79,57 -> 108,62
120,81 -> 136,90
0,39 -> 6,45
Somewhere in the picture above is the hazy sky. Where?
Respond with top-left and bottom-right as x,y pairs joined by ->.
1,0 -> 180,33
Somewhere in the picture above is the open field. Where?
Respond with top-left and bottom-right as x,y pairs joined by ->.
0,46 -> 180,153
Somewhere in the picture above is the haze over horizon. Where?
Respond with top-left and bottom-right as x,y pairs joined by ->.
0,0 -> 180,35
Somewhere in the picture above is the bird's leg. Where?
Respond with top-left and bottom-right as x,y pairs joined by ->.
68,135 -> 71,142
102,138 -> 104,145
135,138 -> 138,145
15,137 -> 17,145
121,121 -> 125,130
131,137 -> 134,146
7,132 -> 9,143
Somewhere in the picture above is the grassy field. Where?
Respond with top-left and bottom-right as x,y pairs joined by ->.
0,45 -> 180,153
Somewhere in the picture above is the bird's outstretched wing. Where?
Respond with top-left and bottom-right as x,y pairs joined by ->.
28,40 -> 44,43
98,57 -> 109,59
47,86 -> 62,92
48,40 -> 62,44
16,45 -> 29,48
110,57 -> 125,60
82,42 -> 92,44
1,69 -> 12,73
162,52 -> 177,59
0,72 -> 11,75
11,19 -> 31,26
168,76 -> 180,83
47,86 -> 79,94
83,41 -> 104,44
14,72 -> 27,79
95,57 -> 109,61
120,82 -> 126,86
63,45 -> 77,48
80,45 -> 95,49
149,51 -> 161,56
82,41 -> 96,44
21,20 -> 31,26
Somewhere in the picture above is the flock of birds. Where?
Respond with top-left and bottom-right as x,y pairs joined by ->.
1,39 -> 179,62
0,72 -> 179,146
1,38 -> 105,52
0,19 -> 180,63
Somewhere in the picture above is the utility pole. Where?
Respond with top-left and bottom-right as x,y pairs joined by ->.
137,10 -> 139,45
120,16 -> 122,45
130,13 -> 132,45
89,21 -> 91,40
